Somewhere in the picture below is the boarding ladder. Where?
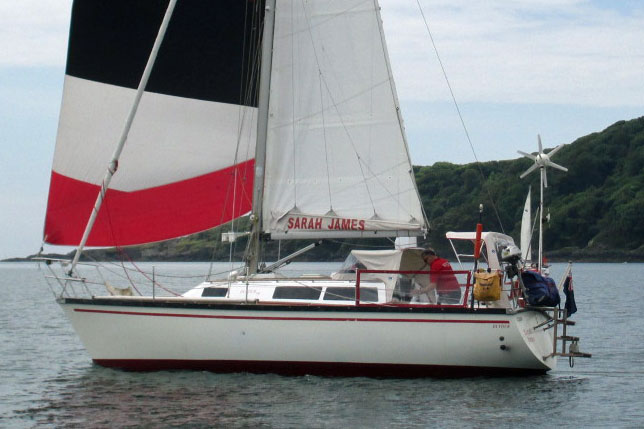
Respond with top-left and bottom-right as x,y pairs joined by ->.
535,308 -> 592,365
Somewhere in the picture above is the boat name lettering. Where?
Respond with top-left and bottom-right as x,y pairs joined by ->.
286,217 -> 365,231
287,217 -> 323,230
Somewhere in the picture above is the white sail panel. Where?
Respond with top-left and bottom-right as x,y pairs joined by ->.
53,77 -> 256,191
263,0 -> 426,238
521,188 -> 532,261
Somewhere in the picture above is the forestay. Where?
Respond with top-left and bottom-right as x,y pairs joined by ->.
44,0 -> 263,246
263,0 -> 427,239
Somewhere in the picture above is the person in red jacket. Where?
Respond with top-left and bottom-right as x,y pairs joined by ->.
411,248 -> 462,304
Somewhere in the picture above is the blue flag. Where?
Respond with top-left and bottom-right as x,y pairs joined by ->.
563,274 -> 577,316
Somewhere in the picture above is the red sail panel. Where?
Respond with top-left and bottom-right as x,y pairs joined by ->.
44,160 -> 254,246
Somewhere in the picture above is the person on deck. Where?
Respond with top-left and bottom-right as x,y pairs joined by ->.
411,248 -> 462,304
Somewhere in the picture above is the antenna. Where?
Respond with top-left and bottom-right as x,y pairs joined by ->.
518,135 -> 568,273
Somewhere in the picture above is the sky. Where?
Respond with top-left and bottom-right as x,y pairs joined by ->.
1,0 -> 643,259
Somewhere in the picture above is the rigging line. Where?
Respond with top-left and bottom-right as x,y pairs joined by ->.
243,6 -> 268,263
85,247 -> 143,296
268,77 -> 391,130
414,0 -> 505,233
299,4 -> 423,220
218,3 -> 263,274
115,249 -> 180,296
232,2 -> 262,174
291,0 -> 298,207
99,189 -> 142,296
110,249 -> 144,295
319,69 -> 334,208
368,1 -> 375,173
99,172 -> 193,295
327,238 -> 396,248
218,0 -> 253,277
82,242 -> 179,296
237,0 -> 252,110
85,255 -> 139,281
208,161 -> 243,275
318,66 -> 420,218
527,205 -> 540,261
300,0 -> 377,213
299,0 -> 334,209
99,258 -> 246,280
207,162 -> 249,276
374,1 -> 430,231
97,173 -> 178,296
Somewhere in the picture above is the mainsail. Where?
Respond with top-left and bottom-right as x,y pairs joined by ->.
262,0 -> 427,239
44,0 -> 263,246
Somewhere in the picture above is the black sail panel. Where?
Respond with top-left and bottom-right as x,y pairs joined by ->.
66,0 -> 265,106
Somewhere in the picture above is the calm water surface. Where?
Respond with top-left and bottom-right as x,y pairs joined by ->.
1,261 -> 643,428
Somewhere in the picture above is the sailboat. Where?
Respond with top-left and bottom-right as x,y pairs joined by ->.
42,0 -> 589,377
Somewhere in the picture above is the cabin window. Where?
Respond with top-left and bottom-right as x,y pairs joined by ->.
272,286 -> 322,300
202,287 -> 228,297
323,287 -> 378,302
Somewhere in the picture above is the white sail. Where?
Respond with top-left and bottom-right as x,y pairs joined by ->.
262,0 -> 426,239
521,187 -> 532,261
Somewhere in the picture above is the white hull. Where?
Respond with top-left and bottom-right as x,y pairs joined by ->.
60,298 -> 556,377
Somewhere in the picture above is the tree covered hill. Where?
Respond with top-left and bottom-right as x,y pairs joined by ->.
417,116 -> 644,260
34,116 -> 644,263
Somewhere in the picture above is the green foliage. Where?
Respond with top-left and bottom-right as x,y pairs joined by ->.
416,116 -> 644,258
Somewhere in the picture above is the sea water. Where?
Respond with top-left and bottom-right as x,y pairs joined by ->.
1,261 -> 642,428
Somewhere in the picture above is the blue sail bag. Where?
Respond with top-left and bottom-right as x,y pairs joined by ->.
521,271 -> 560,307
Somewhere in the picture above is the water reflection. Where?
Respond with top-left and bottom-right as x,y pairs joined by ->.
20,367 -> 596,428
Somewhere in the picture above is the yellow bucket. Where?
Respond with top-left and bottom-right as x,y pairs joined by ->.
474,271 -> 502,301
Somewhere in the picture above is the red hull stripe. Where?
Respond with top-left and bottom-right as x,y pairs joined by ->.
74,308 -> 510,324
44,159 -> 254,246
94,359 -> 545,377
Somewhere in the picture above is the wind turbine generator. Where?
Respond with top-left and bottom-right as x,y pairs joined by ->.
518,135 -> 568,272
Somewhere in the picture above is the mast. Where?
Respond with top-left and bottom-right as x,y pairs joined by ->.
68,0 -> 178,276
539,167 -> 545,271
247,0 -> 277,275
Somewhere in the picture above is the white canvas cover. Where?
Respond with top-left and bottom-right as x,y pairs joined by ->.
332,248 -> 430,301
446,231 -> 516,270
262,0 -> 426,239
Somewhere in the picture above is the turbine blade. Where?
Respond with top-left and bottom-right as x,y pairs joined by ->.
538,134 -> 543,154
548,143 -> 565,158
518,150 -> 537,160
520,163 -> 539,179
549,161 -> 568,172
543,169 -> 548,188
